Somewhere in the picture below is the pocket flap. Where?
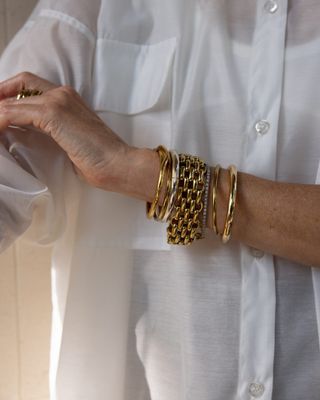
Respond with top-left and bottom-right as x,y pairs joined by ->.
92,37 -> 177,114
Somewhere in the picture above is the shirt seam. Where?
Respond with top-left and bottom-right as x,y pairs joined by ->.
37,9 -> 96,44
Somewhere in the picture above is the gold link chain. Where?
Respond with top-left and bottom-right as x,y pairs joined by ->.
167,154 -> 207,245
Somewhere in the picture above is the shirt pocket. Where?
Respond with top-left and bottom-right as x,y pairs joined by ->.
91,37 -> 177,148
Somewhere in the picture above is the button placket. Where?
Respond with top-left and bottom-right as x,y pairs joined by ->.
237,1 -> 288,400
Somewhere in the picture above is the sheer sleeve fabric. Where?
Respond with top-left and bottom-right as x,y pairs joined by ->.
0,2 -> 97,252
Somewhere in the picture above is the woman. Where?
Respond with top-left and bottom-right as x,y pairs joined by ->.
0,0 -> 319,399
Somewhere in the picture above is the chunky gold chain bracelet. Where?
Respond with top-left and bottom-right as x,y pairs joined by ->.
167,154 -> 207,245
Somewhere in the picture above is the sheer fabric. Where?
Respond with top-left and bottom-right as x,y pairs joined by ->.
0,1 -> 319,399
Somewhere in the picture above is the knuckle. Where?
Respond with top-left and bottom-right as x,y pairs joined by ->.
60,85 -> 77,97
19,71 -> 34,81
53,85 -> 77,107
38,101 -> 64,138
41,101 -> 61,126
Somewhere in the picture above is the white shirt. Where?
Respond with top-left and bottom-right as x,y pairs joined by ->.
0,0 -> 319,399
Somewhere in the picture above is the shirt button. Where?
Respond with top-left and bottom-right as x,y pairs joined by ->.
249,382 -> 265,398
255,120 -> 270,135
250,247 -> 265,259
264,0 -> 278,13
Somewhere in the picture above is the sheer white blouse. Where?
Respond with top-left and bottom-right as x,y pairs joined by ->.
0,0 -> 319,399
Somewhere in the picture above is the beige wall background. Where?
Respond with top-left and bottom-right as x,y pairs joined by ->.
0,1 -> 52,399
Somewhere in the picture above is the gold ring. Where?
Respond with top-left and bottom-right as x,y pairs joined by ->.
16,89 -> 43,100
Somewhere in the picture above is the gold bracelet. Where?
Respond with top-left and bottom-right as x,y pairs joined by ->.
211,164 -> 221,235
146,146 -> 170,219
160,150 -> 179,222
200,165 -> 211,239
221,165 -> 238,244
155,150 -> 173,221
167,154 -> 207,245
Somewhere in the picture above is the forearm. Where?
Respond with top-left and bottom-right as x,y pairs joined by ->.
212,168 -> 320,267
116,147 -> 320,267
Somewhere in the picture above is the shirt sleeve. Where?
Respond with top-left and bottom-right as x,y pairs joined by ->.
0,4 -> 96,253
317,162 -> 320,184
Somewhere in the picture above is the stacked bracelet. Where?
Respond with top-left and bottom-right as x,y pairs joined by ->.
161,150 -> 179,222
146,146 -> 238,246
146,146 -> 170,220
147,146 -> 179,223
210,164 -> 238,243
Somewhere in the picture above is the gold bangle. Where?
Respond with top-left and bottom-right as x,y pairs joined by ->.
155,150 -> 173,221
159,150 -> 179,222
146,146 -> 170,219
222,165 -> 238,244
211,164 -> 221,235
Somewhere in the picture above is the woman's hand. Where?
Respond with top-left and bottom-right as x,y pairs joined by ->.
0,74 -> 319,266
0,72 -> 141,192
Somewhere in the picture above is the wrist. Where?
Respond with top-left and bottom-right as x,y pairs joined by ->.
119,146 -> 161,202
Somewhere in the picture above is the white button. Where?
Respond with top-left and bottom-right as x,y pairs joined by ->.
264,0 -> 278,13
249,382 -> 265,398
255,120 -> 270,135
250,247 -> 265,259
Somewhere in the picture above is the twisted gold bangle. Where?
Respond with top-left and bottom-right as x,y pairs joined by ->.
222,165 -> 238,244
155,150 -> 173,221
211,164 -> 221,235
161,150 -> 179,222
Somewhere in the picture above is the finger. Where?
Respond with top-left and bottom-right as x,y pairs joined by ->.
0,103 -> 47,134
0,94 -> 45,133
0,93 -> 45,107
0,72 -> 56,101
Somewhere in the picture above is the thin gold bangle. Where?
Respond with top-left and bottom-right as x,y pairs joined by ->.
211,164 -> 221,235
146,146 -> 169,219
162,150 -> 179,222
156,151 -> 173,221
222,165 -> 238,244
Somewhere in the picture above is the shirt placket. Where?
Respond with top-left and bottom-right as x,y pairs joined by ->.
237,1 -> 288,400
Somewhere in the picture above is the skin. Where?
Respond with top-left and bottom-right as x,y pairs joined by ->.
0,72 -> 319,267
